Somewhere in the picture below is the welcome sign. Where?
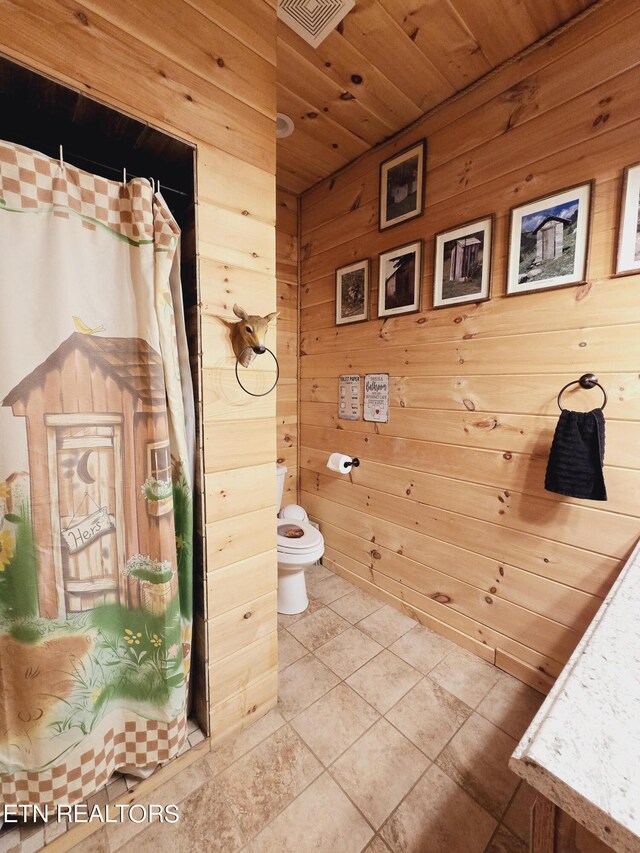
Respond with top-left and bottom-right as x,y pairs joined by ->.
364,373 -> 389,423
62,507 -> 115,554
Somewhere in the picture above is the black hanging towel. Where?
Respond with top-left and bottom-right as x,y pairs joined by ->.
544,408 -> 607,501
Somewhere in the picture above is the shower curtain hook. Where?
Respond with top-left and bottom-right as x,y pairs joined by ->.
122,167 -> 127,185
59,145 -> 64,172
157,179 -> 161,194
149,177 -> 155,193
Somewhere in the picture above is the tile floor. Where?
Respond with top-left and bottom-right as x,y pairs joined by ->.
2,564 -> 545,852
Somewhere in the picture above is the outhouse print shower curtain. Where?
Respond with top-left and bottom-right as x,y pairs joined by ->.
0,141 -> 194,807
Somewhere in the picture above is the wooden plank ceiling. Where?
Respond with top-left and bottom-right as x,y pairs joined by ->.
276,0 -> 597,193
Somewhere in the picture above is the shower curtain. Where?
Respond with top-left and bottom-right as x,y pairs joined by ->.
0,141 -> 194,807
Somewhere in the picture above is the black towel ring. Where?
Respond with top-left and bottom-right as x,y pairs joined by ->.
235,345 -> 279,397
557,373 -> 607,412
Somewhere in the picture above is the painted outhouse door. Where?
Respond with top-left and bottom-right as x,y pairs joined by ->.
45,414 -> 127,615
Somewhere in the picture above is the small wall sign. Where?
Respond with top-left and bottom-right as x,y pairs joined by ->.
364,373 -> 389,423
339,374 -> 361,420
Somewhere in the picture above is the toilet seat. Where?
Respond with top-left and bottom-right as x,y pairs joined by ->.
277,520 -> 323,555
275,489 -> 324,616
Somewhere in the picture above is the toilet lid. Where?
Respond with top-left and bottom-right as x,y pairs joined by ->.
277,520 -> 323,553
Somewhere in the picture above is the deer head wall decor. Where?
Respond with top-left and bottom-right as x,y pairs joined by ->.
225,304 -> 279,368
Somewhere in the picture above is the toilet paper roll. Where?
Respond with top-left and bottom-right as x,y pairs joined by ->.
327,452 -> 353,474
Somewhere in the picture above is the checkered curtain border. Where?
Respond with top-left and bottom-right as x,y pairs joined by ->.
1,714 -> 187,807
0,141 -> 177,253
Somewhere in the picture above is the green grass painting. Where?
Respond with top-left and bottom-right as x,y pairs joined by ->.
0,508 -> 39,618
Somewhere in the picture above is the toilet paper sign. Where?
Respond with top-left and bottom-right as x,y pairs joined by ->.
364,373 -> 389,423
338,374 -> 361,420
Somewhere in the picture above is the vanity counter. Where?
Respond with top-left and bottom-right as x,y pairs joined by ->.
510,540 -> 640,852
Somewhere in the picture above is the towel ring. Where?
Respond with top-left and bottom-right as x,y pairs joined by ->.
557,373 -> 607,411
235,345 -> 279,397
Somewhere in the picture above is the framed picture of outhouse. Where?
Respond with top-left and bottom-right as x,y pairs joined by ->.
379,139 -> 426,231
433,215 -> 494,308
616,162 -> 640,276
377,240 -> 423,318
506,182 -> 593,295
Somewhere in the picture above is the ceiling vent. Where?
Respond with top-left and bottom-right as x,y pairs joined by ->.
278,0 -> 356,48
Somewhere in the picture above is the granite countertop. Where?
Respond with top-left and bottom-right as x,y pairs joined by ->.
510,539 -> 640,853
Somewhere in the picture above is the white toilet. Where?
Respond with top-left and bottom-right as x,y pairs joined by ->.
276,464 -> 325,615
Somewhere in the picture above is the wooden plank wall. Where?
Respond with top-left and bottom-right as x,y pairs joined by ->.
276,188 -> 299,503
299,0 -> 640,693
0,0 -> 279,744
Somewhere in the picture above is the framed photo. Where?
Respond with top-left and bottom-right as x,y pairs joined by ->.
433,215 -> 493,308
506,182 -> 593,296
379,139 -> 426,231
378,240 -> 423,318
335,258 -> 369,325
616,162 -> 640,276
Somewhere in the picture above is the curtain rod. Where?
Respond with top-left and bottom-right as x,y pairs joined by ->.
63,150 -> 190,199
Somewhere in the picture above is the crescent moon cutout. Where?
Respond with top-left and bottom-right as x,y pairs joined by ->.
77,450 -> 96,485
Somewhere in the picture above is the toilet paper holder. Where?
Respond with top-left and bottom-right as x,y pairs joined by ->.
327,453 -> 360,473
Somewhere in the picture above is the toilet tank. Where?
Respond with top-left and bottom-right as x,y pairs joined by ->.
276,464 -> 288,513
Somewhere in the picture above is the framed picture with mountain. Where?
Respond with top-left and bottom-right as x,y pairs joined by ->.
506,182 -> 593,296
616,162 -> 640,276
379,139 -> 426,231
